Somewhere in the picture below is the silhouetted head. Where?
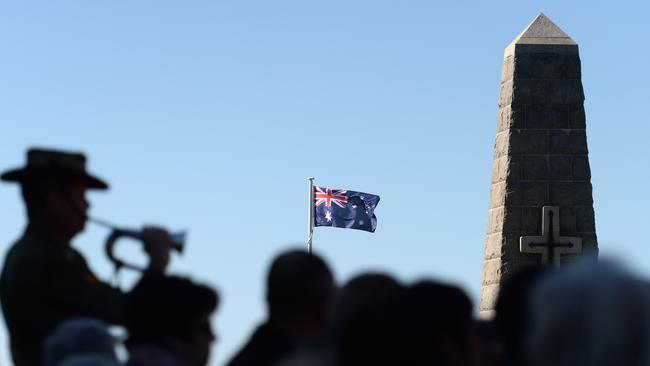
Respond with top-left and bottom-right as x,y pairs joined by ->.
2,148 -> 108,240
526,261 -> 650,366
266,250 -> 334,330
126,274 -> 219,366
402,281 -> 477,366
339,277 -> 405,366
43,318 -> 117,366
332,272 -> 401,330
494,266 -> 547,363
21,179 -> 90,240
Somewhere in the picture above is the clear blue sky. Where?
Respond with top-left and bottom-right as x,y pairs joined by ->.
1,1 -> 648,365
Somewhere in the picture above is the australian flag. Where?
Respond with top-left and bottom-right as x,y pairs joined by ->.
313,186 -> 380,233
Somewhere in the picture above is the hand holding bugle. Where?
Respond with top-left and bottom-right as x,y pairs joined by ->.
88,216 -> 185,272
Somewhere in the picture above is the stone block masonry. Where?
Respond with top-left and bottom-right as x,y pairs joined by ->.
479,14 -> 598,317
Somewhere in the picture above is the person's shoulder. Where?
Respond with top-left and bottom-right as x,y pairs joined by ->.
3,232 -> 50,267
1,233 -> 52,294
226,325 -> 268,366
3,229 -> 86,279
227,323 -> 294,366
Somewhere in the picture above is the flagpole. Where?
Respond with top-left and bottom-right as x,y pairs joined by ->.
307,177 -> 314,254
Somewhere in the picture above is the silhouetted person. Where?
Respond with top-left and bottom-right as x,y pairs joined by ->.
493,266 -> 547,366
526,261 -> 650,366
338,278 -> 406,366
403,281 -> 479,366
340,280 -> 478,366
474,319 -> 501,366
227,250 -> 335,366
0,148 -> 171,366
281,273 -> 402,366
125,274 -> 218,366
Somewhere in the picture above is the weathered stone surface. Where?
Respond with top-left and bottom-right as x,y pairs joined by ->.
505,248 -> 541,269
558,206 -> 576,233
509,53 -> 581,80
569,104 -> 586,129
533,54 -> 565,78
479,283 -> 500,313
484,233 -> 505,260
491,157 -> 506,183
500,236 -> 521,252
572,155 -> 591,179
508,156 -> 522,180
492,156 -> 520,183
487,207 -> 505,235
513,54 -> 532,79
515,44 -> 579,55
490,182 -> 507,208
522,156 -> 548,178
549,182 -> 593,206
503,207 -> 522,232
548,130 -> 588,154
576,206 -> 596,233
504,14 -> 577,57
564,55 -> 582,79
482,258 -> 503,286
505,181 -> 548,206
562,80 -> 585,103
498,105 -> 525,132
548,156 -> 573,179
493,132 -> 510,159
527,104 -> 568,129
501,56 -> 514,82
481,14 -> 598,315
582,233 -> 599,251
499,81 -> 515,107
521,156 -> 573,180
509,130 -> 547,154
510,13 -> 576,45
522,207 -> 542,233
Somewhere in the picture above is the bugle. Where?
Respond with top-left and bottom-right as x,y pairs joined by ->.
88,216 -> 185,272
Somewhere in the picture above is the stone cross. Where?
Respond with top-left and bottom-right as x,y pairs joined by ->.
479,13 -> 598,317
520,206 -> 582,267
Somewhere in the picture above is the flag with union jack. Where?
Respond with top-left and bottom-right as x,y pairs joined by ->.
313,186 -> 380,232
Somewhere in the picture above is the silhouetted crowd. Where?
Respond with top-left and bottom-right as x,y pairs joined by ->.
18,250 -> 650,366
3,149 -> 650,366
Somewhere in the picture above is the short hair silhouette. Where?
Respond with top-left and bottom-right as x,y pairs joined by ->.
402,281 -> 474,366
339,280 -> 405,366
266,250 -> 334,322
333,273 -> 401,329
227,250 -> 334,366
43,318 -> 117,366
126,274 -> 218,345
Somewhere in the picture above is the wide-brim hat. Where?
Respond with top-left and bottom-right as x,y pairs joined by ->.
1,148 -> 109,190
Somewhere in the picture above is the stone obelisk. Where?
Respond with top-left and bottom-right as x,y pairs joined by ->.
480,14 -> 598,317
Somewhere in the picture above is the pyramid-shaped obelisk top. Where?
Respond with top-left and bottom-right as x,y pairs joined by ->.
505,13 -> 577,56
